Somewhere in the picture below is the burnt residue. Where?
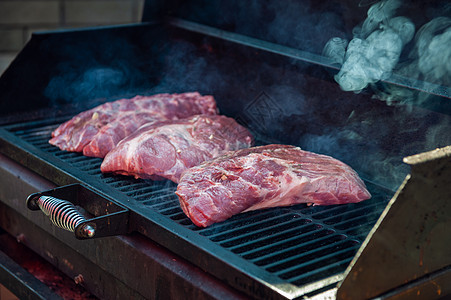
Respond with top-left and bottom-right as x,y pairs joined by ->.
0,232 -> 97,299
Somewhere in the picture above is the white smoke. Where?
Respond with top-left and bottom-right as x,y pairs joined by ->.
356,0 -> 402,38
415,17 -> 451,87
372,16 -> 451,105
322,37 -> 348,66
323,0 -> 415,93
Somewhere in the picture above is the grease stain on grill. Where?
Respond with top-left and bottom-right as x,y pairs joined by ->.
3,119 -> 393,290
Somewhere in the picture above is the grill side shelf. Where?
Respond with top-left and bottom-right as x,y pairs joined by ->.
0,121 -> 392,299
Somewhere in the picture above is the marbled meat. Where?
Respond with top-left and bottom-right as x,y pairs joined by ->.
176,144 -> 371,227
49,92 -> 218,157
100,115 -> 254,183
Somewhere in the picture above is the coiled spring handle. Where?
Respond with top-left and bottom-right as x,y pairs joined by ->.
36,195 -> 95,237
27,184 -> 130,239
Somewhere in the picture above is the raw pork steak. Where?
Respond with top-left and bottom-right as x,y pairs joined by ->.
100,115 -> 253,182
176,144 -> 371,227
49,92 -> 218,157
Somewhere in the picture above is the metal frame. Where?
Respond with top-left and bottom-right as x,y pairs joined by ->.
338,146 -> 451,299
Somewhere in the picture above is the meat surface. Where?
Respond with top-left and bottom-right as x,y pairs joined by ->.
49,92 -> 218,157
100,115 -> 254,183
176,144 -> 371,227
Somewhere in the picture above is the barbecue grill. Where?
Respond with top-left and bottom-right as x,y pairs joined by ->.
1,1 -> 450,299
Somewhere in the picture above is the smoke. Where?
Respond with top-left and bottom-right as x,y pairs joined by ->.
323,37 -> 348,66
146,40 -> 224,96
42,29 -> 162,110
37,2 -> 451,192
324,0 -> 415,92
295,104 -> 451,191
410,17 -> 451,87
373,17 -> 451,106
323,0 -> 450,106
424,117 -> 451,150
299,129 -> 410,191
296,119 -> 410,190
45,67 -> 128,104
418,25 -> 451,85
179,0 -> 347,54
356,0 -> 402,38
264,2 -> 346,54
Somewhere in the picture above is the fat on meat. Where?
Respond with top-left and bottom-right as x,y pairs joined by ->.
176,144 -> 371,227
49,92 -> 218,157
100,115 -> 254,183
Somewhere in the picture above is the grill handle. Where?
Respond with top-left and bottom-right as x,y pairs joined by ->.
28,195 -> 95,238
26,184 -> 130,239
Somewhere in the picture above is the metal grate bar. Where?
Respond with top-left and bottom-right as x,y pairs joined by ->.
14,125 -> 56,137
290,257 -> 353,285
200,209 -> 300,238
281,248 -> 358,284
333,211 -> 383,230
251,229 -> 339,265
74,161 -> 102,171
272,241 -> 359,276
230,223 -> 321,255
315,201 -> 382,224
54,152 -> 81,159
135,190 -> 175,202
218,217 -> 312,248
207,214 -> 309,243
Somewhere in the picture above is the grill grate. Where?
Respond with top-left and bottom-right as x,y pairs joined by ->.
5,118 -> 393,295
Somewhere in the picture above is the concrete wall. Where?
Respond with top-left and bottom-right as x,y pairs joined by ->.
0,0 -> 144,73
